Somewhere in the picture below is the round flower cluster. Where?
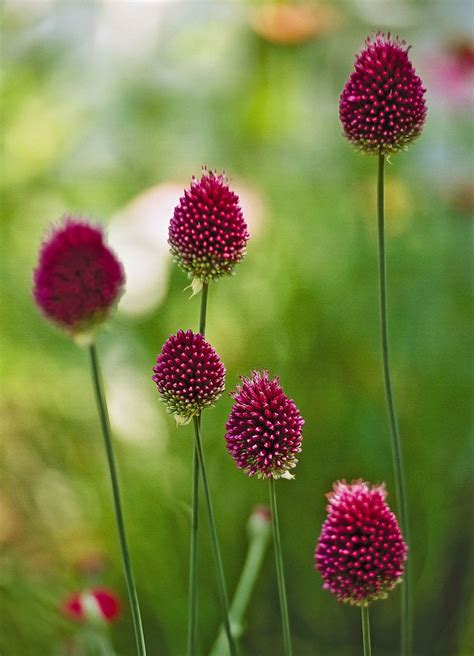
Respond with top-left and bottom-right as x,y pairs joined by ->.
168,169 -> 249,285
62,587 -> 121,624
225,370 -> 304,479
33,217 -> 125,337
339,33 -> 427,155
314,480 -> 408,605
152,329 -> 225,424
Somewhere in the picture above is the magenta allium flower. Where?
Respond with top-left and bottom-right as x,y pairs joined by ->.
340,33 -> 427,155
62,587 -> 121,623
315,480 -> 408,605
33,217 -> 125,337
225,371 -> 304,480
168,169 -> 249,285
152,329 -> 226,423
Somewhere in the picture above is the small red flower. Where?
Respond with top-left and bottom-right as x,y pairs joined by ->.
33,217 -> 125,337
314,480 -> 408,605
225,371 -> 304,479
168,169 -> 249,284
340,33 -> 427,155
152,329 -> 226,423
62,587 -> 121,623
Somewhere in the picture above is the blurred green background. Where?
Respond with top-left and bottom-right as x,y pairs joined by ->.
1,1 -> 473,654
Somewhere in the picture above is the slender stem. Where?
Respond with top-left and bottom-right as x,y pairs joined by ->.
377,153 -> 411,656
192,416 -> 237,656
188,281 -> 209,655
188,443 -> 199,656
88,344 -> 146,656
199,282 -> 209,335
268,478 -> 292,656
360,605 -> 372,656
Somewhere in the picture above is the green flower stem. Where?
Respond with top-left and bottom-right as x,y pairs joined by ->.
88,344 -> 146,656
199,281 -> 209,335
81,627 -> 118,656
188,281 -> 209,656
192,416 -> 237,656
377,153 -> 411,656
209,512 -> 272,655
268,478 -> 292,656
188,442 -> 200,656
360,604 -> 372,656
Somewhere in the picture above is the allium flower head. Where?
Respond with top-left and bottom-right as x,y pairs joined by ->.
340,33 -> 427,155
168,169 -> 249,286
315,480 -> 408,605
33,217 -> 125,338
225,371 -> 304,480
152,329 -> 225,424
62,587 -> 121,624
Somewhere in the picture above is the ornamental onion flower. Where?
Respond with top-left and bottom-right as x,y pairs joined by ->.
340,33 -> 427,155
168,169 -> 249,288
35,218 -> 146,653
315,479 -> 408,606
62,587 -> 121,624
33,217 -> 125,339
225,370 -> 304,480
152,329 -> 226,424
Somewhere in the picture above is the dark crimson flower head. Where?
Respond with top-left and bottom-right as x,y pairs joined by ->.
340,33 -> 427,155
33,217 -> 125,339
62,587 -> 121,624
168,169 -> 249,287
314,480 -> 408,606
225,371 -> 304,480
152,329 -> 225,424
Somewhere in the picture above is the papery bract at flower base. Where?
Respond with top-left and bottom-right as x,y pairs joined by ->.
225,371 -> 304,480
168,169 -> 249,285
315,480 -> 408,606
62,588 -> 121,624
340,33 -> 427,155
152,329 -> 226,424
33,217 -> 125,339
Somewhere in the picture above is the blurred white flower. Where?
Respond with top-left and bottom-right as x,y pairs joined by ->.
103,343 -> 168,448
109,183 -> 183,317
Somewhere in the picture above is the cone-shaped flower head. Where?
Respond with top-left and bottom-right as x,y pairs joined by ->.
152,329 -> 225,424
62,587 -> 121,624
315,480 -> 408,605
33,217 -> 125,339
168,169 -> 249,285
340,33 -> 427,155
225,371 -> 304,480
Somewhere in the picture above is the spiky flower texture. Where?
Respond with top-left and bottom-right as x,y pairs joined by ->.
33,217 -> 125,337
225,371 -> 304,480
340,33 -> 427,155
315,480 -> 408,606
152,329 -> 225,424
168,169 -> 249,285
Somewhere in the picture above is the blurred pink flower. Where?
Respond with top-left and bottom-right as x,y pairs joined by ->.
62,587 -> 121,624
425,39 -> 474,110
